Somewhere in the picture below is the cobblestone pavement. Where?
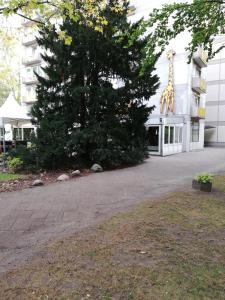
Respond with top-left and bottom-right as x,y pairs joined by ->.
0,147 -> 225,273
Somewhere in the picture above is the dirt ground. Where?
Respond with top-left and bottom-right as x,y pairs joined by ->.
0,170 -> 90,193
0,175 -> 225,300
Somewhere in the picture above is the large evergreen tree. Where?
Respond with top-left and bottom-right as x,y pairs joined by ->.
32,0 -> 159,169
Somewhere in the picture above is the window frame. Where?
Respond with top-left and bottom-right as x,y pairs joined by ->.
191,121 -> 200,143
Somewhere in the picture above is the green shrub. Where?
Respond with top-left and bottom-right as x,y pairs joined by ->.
7,157 -> 23,173
196,173 -> 213,184
8,145 -> 39,172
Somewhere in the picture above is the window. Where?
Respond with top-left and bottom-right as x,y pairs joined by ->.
26,86 -> 32,94
164,126 -> 169,144
175,127 -> 179,143
174,126 -> 183,144
170,126 -> 174,143
165,126 -> 183,145
23,128 -> 34,141
26,68 -> 31,75
0,128 -> 4,137
196,66 -> 201,77
191,121 -> 199,142
13,128 -> 23,140
194,93 -> 200,107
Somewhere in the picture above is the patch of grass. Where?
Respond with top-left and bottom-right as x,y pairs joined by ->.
213,175 -> 225,192
0,172 -> 22,182
0,176 -> 225,299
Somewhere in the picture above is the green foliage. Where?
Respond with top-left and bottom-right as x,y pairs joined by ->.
196,173 -> 213,184
8,145 -> 38,172
0,172 -> 22,181
6,157 -> 23,173
0,0 -> 121,42
31,0 -> 159,169
145,0 -> 225,61
0,29 -> 20,105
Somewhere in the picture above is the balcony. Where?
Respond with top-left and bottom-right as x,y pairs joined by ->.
22,94 -> 37,103
191,106 -> 206,119
22,33 -> 38,46
198,107 -> 206,119
128,5 -> 136,16
192,77 -> 207,94
22,74 -> 38,85
22,53 -> 42,65
193,48 -> 208,68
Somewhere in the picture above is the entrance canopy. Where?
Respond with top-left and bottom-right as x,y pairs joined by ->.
0,93 -> 30,126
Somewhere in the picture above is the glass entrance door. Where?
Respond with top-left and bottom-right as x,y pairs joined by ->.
148,126 -> 161,155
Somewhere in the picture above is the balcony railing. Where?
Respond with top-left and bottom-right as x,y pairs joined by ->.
22,33 -> 38,45
198,107 -> 206,119
21,94 -> 37,103
128,5 -> 136,16
191,106 -> 206,119
22,53 -> 42,65
193,48 -> 208,68
22,74 -> 38,84
192,77 -> 207,94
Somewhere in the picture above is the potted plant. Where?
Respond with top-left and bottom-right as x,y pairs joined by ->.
192,173 -> 213,192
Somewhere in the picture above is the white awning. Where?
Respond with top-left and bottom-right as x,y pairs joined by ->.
0,93 -> 30,126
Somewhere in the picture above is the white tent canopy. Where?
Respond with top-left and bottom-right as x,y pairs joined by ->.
0,93 -> 30,126
0,94 -> 31,155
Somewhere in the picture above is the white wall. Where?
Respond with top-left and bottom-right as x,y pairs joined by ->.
205,36 -> 225,145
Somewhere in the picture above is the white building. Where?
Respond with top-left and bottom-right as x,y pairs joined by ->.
21,17 -> 43,112
204,36 -> 225,147
147,46 -> 207,156
129,1 -> 207,156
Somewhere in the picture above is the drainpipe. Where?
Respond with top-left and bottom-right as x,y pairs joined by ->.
160,118 -> 164,156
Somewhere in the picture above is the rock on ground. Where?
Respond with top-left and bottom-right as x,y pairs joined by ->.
32,179 -> 44,187
91,164 -> 103,173
57,174 -> 70,181
71,170 -> 81,177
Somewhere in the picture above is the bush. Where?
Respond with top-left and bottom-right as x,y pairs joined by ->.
8,144 -> 39,173
7,157 -> 23,173
196,173 -> 213,184
67,125 -> 149,169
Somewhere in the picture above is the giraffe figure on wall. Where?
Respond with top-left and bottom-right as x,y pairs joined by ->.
160,50 -> 176,114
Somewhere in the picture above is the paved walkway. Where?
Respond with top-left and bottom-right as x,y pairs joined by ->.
0,147 -> 225,273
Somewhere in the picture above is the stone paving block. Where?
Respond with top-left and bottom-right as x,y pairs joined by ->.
45,211 -> 64,224
11,218 -> 32,231
28,220 -> 45,231
13,210 -> 33,218
0,216 -> 16,230
31,210 -> 49,220
0,231 -> 24,249
62,210 -> 78,222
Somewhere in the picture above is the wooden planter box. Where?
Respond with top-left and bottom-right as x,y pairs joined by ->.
200,182 -> 212,192
192,179 -> 212,192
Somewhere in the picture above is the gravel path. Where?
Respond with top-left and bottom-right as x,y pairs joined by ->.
0,147 -> 225,273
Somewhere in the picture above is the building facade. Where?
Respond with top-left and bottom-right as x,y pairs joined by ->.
146,47 -> 207,156
204,36 -> 225,147
129,1 -> 208,156
21,17 -> 43,112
